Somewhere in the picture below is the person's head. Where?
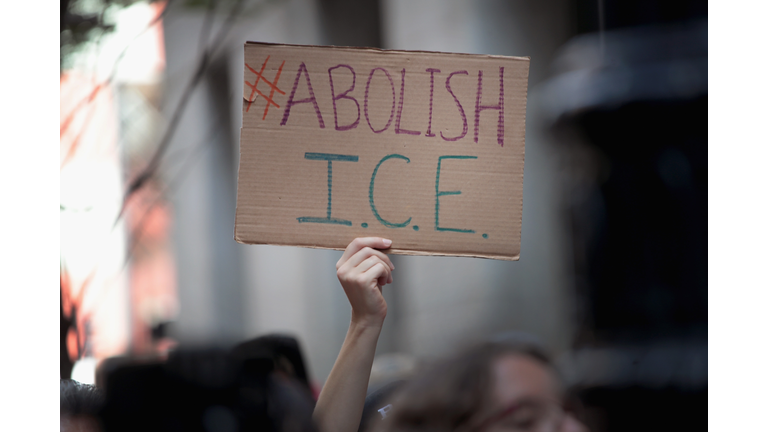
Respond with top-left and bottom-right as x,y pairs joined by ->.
378,334 -> 587,432
98,348 -> 317,432
60,379 -> 104,432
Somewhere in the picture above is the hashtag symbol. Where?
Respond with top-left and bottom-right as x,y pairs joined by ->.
245,56 -> 286,120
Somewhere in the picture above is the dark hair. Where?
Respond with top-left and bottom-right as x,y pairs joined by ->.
61,379 -> 104,417
231,334 -> 313,397
99,347 -> 317,432
377,334 -> 554,432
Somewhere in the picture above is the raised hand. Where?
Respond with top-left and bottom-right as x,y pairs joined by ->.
336,237 -> 395,328
314,238 -> 397,432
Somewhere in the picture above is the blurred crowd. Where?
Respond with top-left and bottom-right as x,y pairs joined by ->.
62,332 -> 588,432
62,238 -> 592,432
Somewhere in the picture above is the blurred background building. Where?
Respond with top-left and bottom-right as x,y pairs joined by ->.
61,0 -> 707,430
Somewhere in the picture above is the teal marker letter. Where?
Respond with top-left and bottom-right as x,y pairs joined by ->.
298,152 -> 358,225
435,155 -> 477,233
369,154 -> 412,228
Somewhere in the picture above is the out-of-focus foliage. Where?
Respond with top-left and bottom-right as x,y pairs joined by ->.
59,0 -> 202,72
61,0 -> 282,72
61,0 -> 141,71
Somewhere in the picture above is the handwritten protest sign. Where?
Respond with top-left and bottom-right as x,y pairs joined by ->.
235,42 -> 529,260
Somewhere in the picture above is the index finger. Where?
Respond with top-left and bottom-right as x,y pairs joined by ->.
337,237 -> 392,269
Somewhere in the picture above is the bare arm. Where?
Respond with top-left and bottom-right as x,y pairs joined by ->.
313,237 -> 395,432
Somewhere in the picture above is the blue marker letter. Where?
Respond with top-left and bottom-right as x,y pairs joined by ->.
369,154 -> 412,228
298,152 -> 358,225
435,155 -> 477,233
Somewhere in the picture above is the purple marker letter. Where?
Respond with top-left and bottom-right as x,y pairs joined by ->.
364,67 -> 396,133
474,67 -> 504,146
425,68 -> 441,137
281,62 -> 325,128
328,65 -> 360,131
440,70 -> 468,142
395,68 -> 420,135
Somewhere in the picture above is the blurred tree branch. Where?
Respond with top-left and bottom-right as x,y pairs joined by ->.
62,0 -> 279,264
116,0 -> 246,223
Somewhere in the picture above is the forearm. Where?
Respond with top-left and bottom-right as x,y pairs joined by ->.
313,320 -> 382,432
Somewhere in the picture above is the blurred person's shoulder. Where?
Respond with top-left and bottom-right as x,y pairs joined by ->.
359,380 -> 408,432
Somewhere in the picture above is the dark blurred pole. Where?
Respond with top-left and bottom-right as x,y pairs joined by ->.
543,1 -> 707,430
597,0 -> 605,57
318,0 -> 383,48
61,288 -> 75,379
161,1 -> 247,345
546,14 -> 707,348
205,55 -> 247,340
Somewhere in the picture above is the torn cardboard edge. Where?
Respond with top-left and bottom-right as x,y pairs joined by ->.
232,238 -> 521,261
244,40 -> 531,63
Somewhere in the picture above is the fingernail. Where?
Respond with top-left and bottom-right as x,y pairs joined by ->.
382,239 -> 392,247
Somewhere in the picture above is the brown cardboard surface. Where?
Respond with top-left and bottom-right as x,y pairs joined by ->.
236,42 -> 529,260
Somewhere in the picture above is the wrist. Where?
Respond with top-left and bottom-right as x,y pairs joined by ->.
349,313 -> 385,332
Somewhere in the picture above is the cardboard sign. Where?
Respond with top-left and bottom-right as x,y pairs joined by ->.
235,42 -> 529,260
